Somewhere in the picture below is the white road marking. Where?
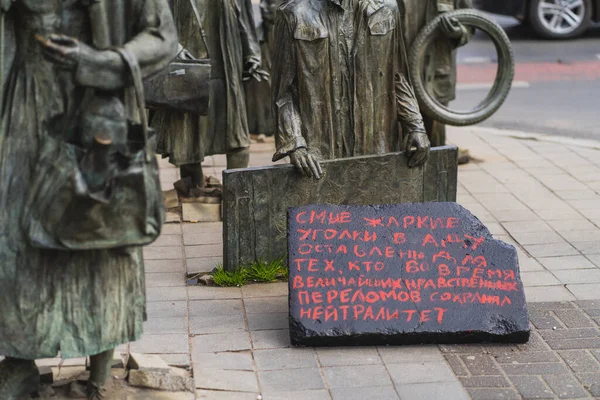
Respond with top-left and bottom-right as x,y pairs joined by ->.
457,81 -> 530,91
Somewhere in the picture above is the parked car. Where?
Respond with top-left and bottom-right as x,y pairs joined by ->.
473,0 -> 600,39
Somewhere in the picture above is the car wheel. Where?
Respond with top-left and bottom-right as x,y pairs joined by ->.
529,0 -> 591,39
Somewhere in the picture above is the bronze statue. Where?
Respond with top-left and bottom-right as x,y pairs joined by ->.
403,0 -> 473,147
0,1 -> 176,399
244,0 -> 276,136
271,0 -> 431,180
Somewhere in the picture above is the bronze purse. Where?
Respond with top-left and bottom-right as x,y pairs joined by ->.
144,0 -> 211,115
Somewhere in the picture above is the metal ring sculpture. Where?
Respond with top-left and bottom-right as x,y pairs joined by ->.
409,9 -> 515,126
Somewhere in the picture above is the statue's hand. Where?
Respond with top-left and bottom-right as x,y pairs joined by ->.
36,34 -> 82,69
289,148 -> 323,180
440,15 -> 470,48
404,131 -> 431,168
243,61 -> 270,83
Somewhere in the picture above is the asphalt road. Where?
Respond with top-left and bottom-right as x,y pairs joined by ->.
454,15 -> 600,139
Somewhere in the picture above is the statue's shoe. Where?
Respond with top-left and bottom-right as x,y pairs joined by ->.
87,380 -> 107,400
0,358 -> 40,400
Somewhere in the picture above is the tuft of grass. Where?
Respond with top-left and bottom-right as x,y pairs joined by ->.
211,258 -> 288,287
212,265 -> 247,287
245,258 -> 287,283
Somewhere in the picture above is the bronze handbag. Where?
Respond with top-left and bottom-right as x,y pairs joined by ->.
22,47 -> 164,250
144,0 -> 211,115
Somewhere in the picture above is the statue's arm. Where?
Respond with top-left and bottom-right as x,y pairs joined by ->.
75,0 -> 178,91
236,0 -> 262,64
271,13 -> 306,162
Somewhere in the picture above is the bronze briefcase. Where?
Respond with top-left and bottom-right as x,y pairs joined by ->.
144,59 -> 211,116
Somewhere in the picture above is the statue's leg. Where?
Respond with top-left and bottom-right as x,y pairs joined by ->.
0,357 -> 40,400
226,147 -> 250,169
87,349 -> 113,400
180,163 -> 205,188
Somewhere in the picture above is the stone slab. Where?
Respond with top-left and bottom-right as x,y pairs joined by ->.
223,147 -> 458,271
287,203 -> 530,346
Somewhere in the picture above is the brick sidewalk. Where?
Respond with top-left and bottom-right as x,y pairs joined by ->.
37,127 -> 600,399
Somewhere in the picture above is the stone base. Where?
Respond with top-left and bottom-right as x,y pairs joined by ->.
182,202 -> 222,222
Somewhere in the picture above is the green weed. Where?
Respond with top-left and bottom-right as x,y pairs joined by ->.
211,258 -> 288,287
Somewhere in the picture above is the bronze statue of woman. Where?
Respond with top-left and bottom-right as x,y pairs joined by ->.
0,0 -> 176,399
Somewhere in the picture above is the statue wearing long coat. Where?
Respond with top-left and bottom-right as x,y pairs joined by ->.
0,0 -> 176,359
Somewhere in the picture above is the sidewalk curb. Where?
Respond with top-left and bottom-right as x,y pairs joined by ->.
454,126 -> 600,151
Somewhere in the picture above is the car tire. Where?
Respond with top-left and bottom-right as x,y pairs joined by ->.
409,9 -> 515,127
529,0 -> 591,39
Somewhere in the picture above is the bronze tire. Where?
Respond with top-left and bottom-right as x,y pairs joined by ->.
409,9 -> 515,127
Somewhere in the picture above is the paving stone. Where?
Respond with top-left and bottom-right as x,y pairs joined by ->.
317,347 -> 381,367
547,337 -> 600,350
520,256 -> 546,272
517,331 -> 552,352
191,332 -> 251,354
161,224 -> 183,235
182,222 -> 222,234
247,312 -> 288,331
147,301 -> 188,318
553,308 -> 595,328
262,390 -> 332,400
501,362 -> 570,375
378,345 -> 443,364
458,376 -> 510,388
576,373 -> 600,396
188,314 -> 246,335
571,242 -> 600,255
543,374 -> 589,399
444,355 -> 469,377
188,299 -> 243,317
146,287 -> 188,302
438,344 -> 484,354
495,351 -> 559,364
396,382 -> 469,400
185,244 -> 222,258
145,272 -> 185,288
493,209 -> 540,222
144,246 -> 183,260
144,317 -> 188,335
130,334 -> 189,354
503,220 -> 553,233
588,254 -> 600,266
459,354 -> 502,376
567,283 -> 600,300
528,309 -> 563,330
465,388 -> 521,400
330,386 -> 400,400
192,351 -> 253,371
509,375 -> 555,399
183,232 -> 223,246
511,231 -> 565,246
244,296 -> 287,314
182,203 -> 221,223
525,286 -> 576,302
481,343 -> 520,356
521,271 -> 562,286
151,234 -> 183,247
242,282 -> 288,298
128,369 -> 194,392
524,243 -> 579,258
323,365 -> 392,388
194,368 -> 258,392
554,269 -> 600,284
529,302 -> 577,310
387,362 -> 456,385
185,257 -> 222,274
145,259 -> 185,273
187,286 -> 241,300
195,390 -> 258,400
561,229 -> 600,243
539,256 -> 597,271
254,348 -> 317,371
258,368 -> 324,392
558,350 -> 600,373
250,329 -> 291,350
540,328 -> 600,341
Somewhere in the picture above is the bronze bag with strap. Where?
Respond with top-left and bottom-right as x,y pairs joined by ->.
144,0 -> 211,115
22,48 -> 164,250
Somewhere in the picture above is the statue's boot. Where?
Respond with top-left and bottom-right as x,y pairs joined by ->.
226,147 -> 250,169
0,357 -> 40,400
87,349 -> 113,400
